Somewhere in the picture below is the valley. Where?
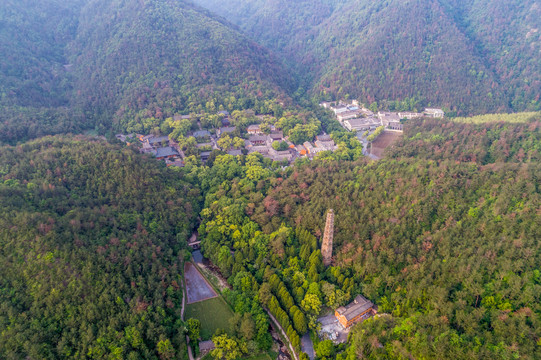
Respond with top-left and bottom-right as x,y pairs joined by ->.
0,1 -> 540,359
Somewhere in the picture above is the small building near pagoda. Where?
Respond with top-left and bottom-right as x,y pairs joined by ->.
335,295 -> 377,328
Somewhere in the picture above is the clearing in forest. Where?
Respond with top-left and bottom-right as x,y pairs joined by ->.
184,262 -> 217,304
185,296 -> 235,340
370,131 -> 402,158
451,111 -> 540,124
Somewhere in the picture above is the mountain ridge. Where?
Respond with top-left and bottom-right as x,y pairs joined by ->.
193,0 -> 541,114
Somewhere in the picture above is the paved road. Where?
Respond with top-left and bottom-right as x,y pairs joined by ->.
187,337 -> 194,360
356,134 -> 380,160
181,279 -> 186,319
181,273 -> 195,360
301,333 -> 315,360
356,132 -> 370,157
192,250 -> 203,264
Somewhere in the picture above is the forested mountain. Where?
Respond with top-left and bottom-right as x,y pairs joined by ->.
437,0 -> 541,111
193,0 -> 541,114
0,0 -> 292,143
0,0 -> 84,108
0,0 -> 85,142
0,137 -> 200,358
388,115 -> 541,163
3,0 -> 538,142
2,1 -> 541,359
69,0 -> 293,134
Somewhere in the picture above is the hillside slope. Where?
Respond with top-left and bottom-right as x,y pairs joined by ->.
0,0 -> 82,108
193,115 -> 541,359
438,0 -> 541,111
0,0 -> 293,142
69,0 -> 293,133
310,0 -> 506,114
193,0 -> 541,114
0,0 -> 85,142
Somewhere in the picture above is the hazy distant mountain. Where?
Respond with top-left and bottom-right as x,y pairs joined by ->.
193,0 -> 541,114
2,0 -> 538,143
0,0 -> 83,108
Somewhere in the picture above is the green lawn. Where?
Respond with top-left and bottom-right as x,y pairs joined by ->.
185,296 -> 235,340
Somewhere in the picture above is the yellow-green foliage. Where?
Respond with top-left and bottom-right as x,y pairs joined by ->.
452,112 -> 541,124
367,126 -> 385,142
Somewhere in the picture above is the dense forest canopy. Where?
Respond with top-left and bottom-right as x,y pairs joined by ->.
190,116 -> 541,359
2,116 -> 540,359
193,0 -> 541,114
2,0 -> 541,359
0,137 -> 200,359
387,116 -> 541,163
0,0 -> 82,108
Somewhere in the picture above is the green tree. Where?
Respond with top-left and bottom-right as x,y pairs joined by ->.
157,338 -> 175,360
258,282 -> 272,306
233,137 -> 245,149
218,135 -> 233,151
211,334 -> 247,360
301,293 -> 322,315
291,307 -> 308,334
272,141 -> 289,151
240,313 -> 256,340
186,318 -> 201,341
229,313 -> 242,335
316,340 -> 335,357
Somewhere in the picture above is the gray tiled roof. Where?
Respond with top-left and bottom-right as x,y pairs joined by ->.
148,136 -> 170,144
317,134 -> 332,141
336,295 -> 374,321
227,149 -> 242,156
193,130 -> 211,138
154,147 -> 179,158
249,135 -> 267,142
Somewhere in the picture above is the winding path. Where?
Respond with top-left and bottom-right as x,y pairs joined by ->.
180,271 -> 195,360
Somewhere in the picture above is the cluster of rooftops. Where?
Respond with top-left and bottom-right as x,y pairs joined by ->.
115,102 -> 444,166
115,110 -> 342,166
244,124 -> 338,162
320,100 -> 444,133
